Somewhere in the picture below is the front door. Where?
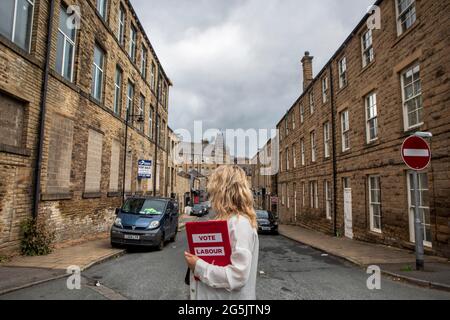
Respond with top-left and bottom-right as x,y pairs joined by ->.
344,188 -> 353,239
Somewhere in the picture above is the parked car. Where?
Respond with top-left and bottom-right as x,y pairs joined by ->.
191,204 -> 208,217
256,210 -> 279,234
111,197 -> 179,250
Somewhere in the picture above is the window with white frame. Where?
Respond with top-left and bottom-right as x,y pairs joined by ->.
141,47 -> 148,80
129,25 -> 137,62
91,45 -> 105,102
286,148 -> 289,171
292,112 -> 296,130
407,172 -> 431,246
301,139 -> 305,166
369,176 -> 382,233
322,77 -> 328,103
309,181 -> 318,209
310,130 -> 316,163
287,184 -> 290,208
96,0 -> 107,19
325,181 -> 332,219
339,57 -> 347,88
365,92 -> 378,142
113,66 -> 122,115
151,62 -> 156,90
126,81 -> 134,116
281,184 -> 285,205
292,144 -> 296,168
300,105 -> 304,123
396,0 -> 416,35
309,91 -> 315,114
148,106 -> 154,139
302,182 -> 305,207
401,63 -> 423,130
285,118 -> 289,136
323,122 -> 330,158
138,95 -> 145,131
341,110 -> 350,151
117,5 -> 125,45
361,29 -> 374,67
56,3 -> 76,82
0,0 -> 35,51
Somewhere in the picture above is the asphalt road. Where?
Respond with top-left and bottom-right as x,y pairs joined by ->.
1,226 -> 450,300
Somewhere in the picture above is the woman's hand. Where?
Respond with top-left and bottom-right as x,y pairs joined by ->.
185,251 -> 200,272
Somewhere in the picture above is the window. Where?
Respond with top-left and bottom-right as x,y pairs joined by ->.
56,4 -> 76,82
156,114 -> 160,145
407,172 -> 431,247
309,91 -> 314,114
369,176 -> 381,233
396,0 -> 416,35
281,184 -> 285,205
301,139 -> 305,166
286,148 -> 289,171
149,106 -> 154,139
109,140 -> 120,192
365,92 -> 378,142
302,182 -> 306,207
310,130 -> 316,163
292,145 -> 296,168
341,110 -> 350,151
113,67 -> 122,115
401,63 -> 423,130
285,118 -> 289,136
96,0 -> 107,19
85,130 -> 103,193
126,81 -> 134,116
292,112 -> 296,130
138,95 -> 145,132
141,47 -> 148,80
309,181 -> 318,209
339,57 -> 347,88
0,0 -> 35,52
300,105 -> 304,123
287,184 -> 290,209
129,25 -> 137,62
0,92 -> 25,149
91,45 -> 105,102
322,77 -> 328,103
323,122 -> 330,158
117,5 -> 125,45
151,63 -> 156,90
325,181 -> 332,220
361,29 -> 374,67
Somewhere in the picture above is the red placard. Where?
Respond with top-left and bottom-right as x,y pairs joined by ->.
185,220 -> 232,267
401,136 -> 431,171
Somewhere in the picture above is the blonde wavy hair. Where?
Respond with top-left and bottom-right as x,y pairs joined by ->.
207,165 -> 257,229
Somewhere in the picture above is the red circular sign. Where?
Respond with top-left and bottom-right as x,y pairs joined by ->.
401,136 -> 431,171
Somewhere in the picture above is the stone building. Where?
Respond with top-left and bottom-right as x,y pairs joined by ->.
0,0 -> 171,254
276,0 -> 449,258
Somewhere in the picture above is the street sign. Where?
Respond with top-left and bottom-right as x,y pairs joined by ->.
401,136 -> 431,171
138,160 -> 152,179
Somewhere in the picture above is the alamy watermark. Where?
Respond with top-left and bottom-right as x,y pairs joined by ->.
66,265 -> 81,290
366,265 -> 381,290
367,5 -> 381,30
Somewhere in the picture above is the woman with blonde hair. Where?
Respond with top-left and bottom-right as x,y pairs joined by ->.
185,165 -> 259,300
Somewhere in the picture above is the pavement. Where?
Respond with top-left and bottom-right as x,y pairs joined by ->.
279,224 -> 450,291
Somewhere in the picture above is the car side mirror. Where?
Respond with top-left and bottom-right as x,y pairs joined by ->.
115,208 -> 121,216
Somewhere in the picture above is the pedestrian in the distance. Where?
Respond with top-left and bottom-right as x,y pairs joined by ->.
185,165 -> 259,300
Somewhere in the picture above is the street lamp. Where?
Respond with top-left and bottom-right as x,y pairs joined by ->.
121,108 -> 145,205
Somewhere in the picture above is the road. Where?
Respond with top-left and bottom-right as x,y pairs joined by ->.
2,225 -> 450,300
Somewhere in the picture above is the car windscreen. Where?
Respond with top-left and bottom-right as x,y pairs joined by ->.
122,199 -> 166,216
193,205 -> 203,210
256,211 -> 269,219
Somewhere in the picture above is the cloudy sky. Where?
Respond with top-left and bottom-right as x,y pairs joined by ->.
130,0 -> 374,156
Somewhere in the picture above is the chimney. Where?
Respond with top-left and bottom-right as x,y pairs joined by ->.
301,51 -> 314,91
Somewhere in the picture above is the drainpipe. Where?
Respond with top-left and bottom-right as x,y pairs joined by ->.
32,0 -> 55,219
153,73 -> 161,196
329,64 -> 338,236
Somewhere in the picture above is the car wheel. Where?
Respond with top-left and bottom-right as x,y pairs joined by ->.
156,234 -> 165,251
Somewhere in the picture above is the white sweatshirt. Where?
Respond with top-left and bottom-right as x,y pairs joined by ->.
190,215 -> 259,300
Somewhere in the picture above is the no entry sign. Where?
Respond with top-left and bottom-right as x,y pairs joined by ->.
401,136 -> 431,171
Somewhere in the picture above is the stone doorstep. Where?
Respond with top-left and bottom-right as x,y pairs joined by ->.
279,224 -> 450,291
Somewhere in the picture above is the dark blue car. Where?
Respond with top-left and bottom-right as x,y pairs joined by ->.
110,197 -> 179,250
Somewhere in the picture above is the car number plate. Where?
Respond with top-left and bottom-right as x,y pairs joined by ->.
262,227 -> 271,231
124,234 -> 140,240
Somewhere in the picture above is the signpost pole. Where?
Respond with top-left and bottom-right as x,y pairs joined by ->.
412,170 -> 425,271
